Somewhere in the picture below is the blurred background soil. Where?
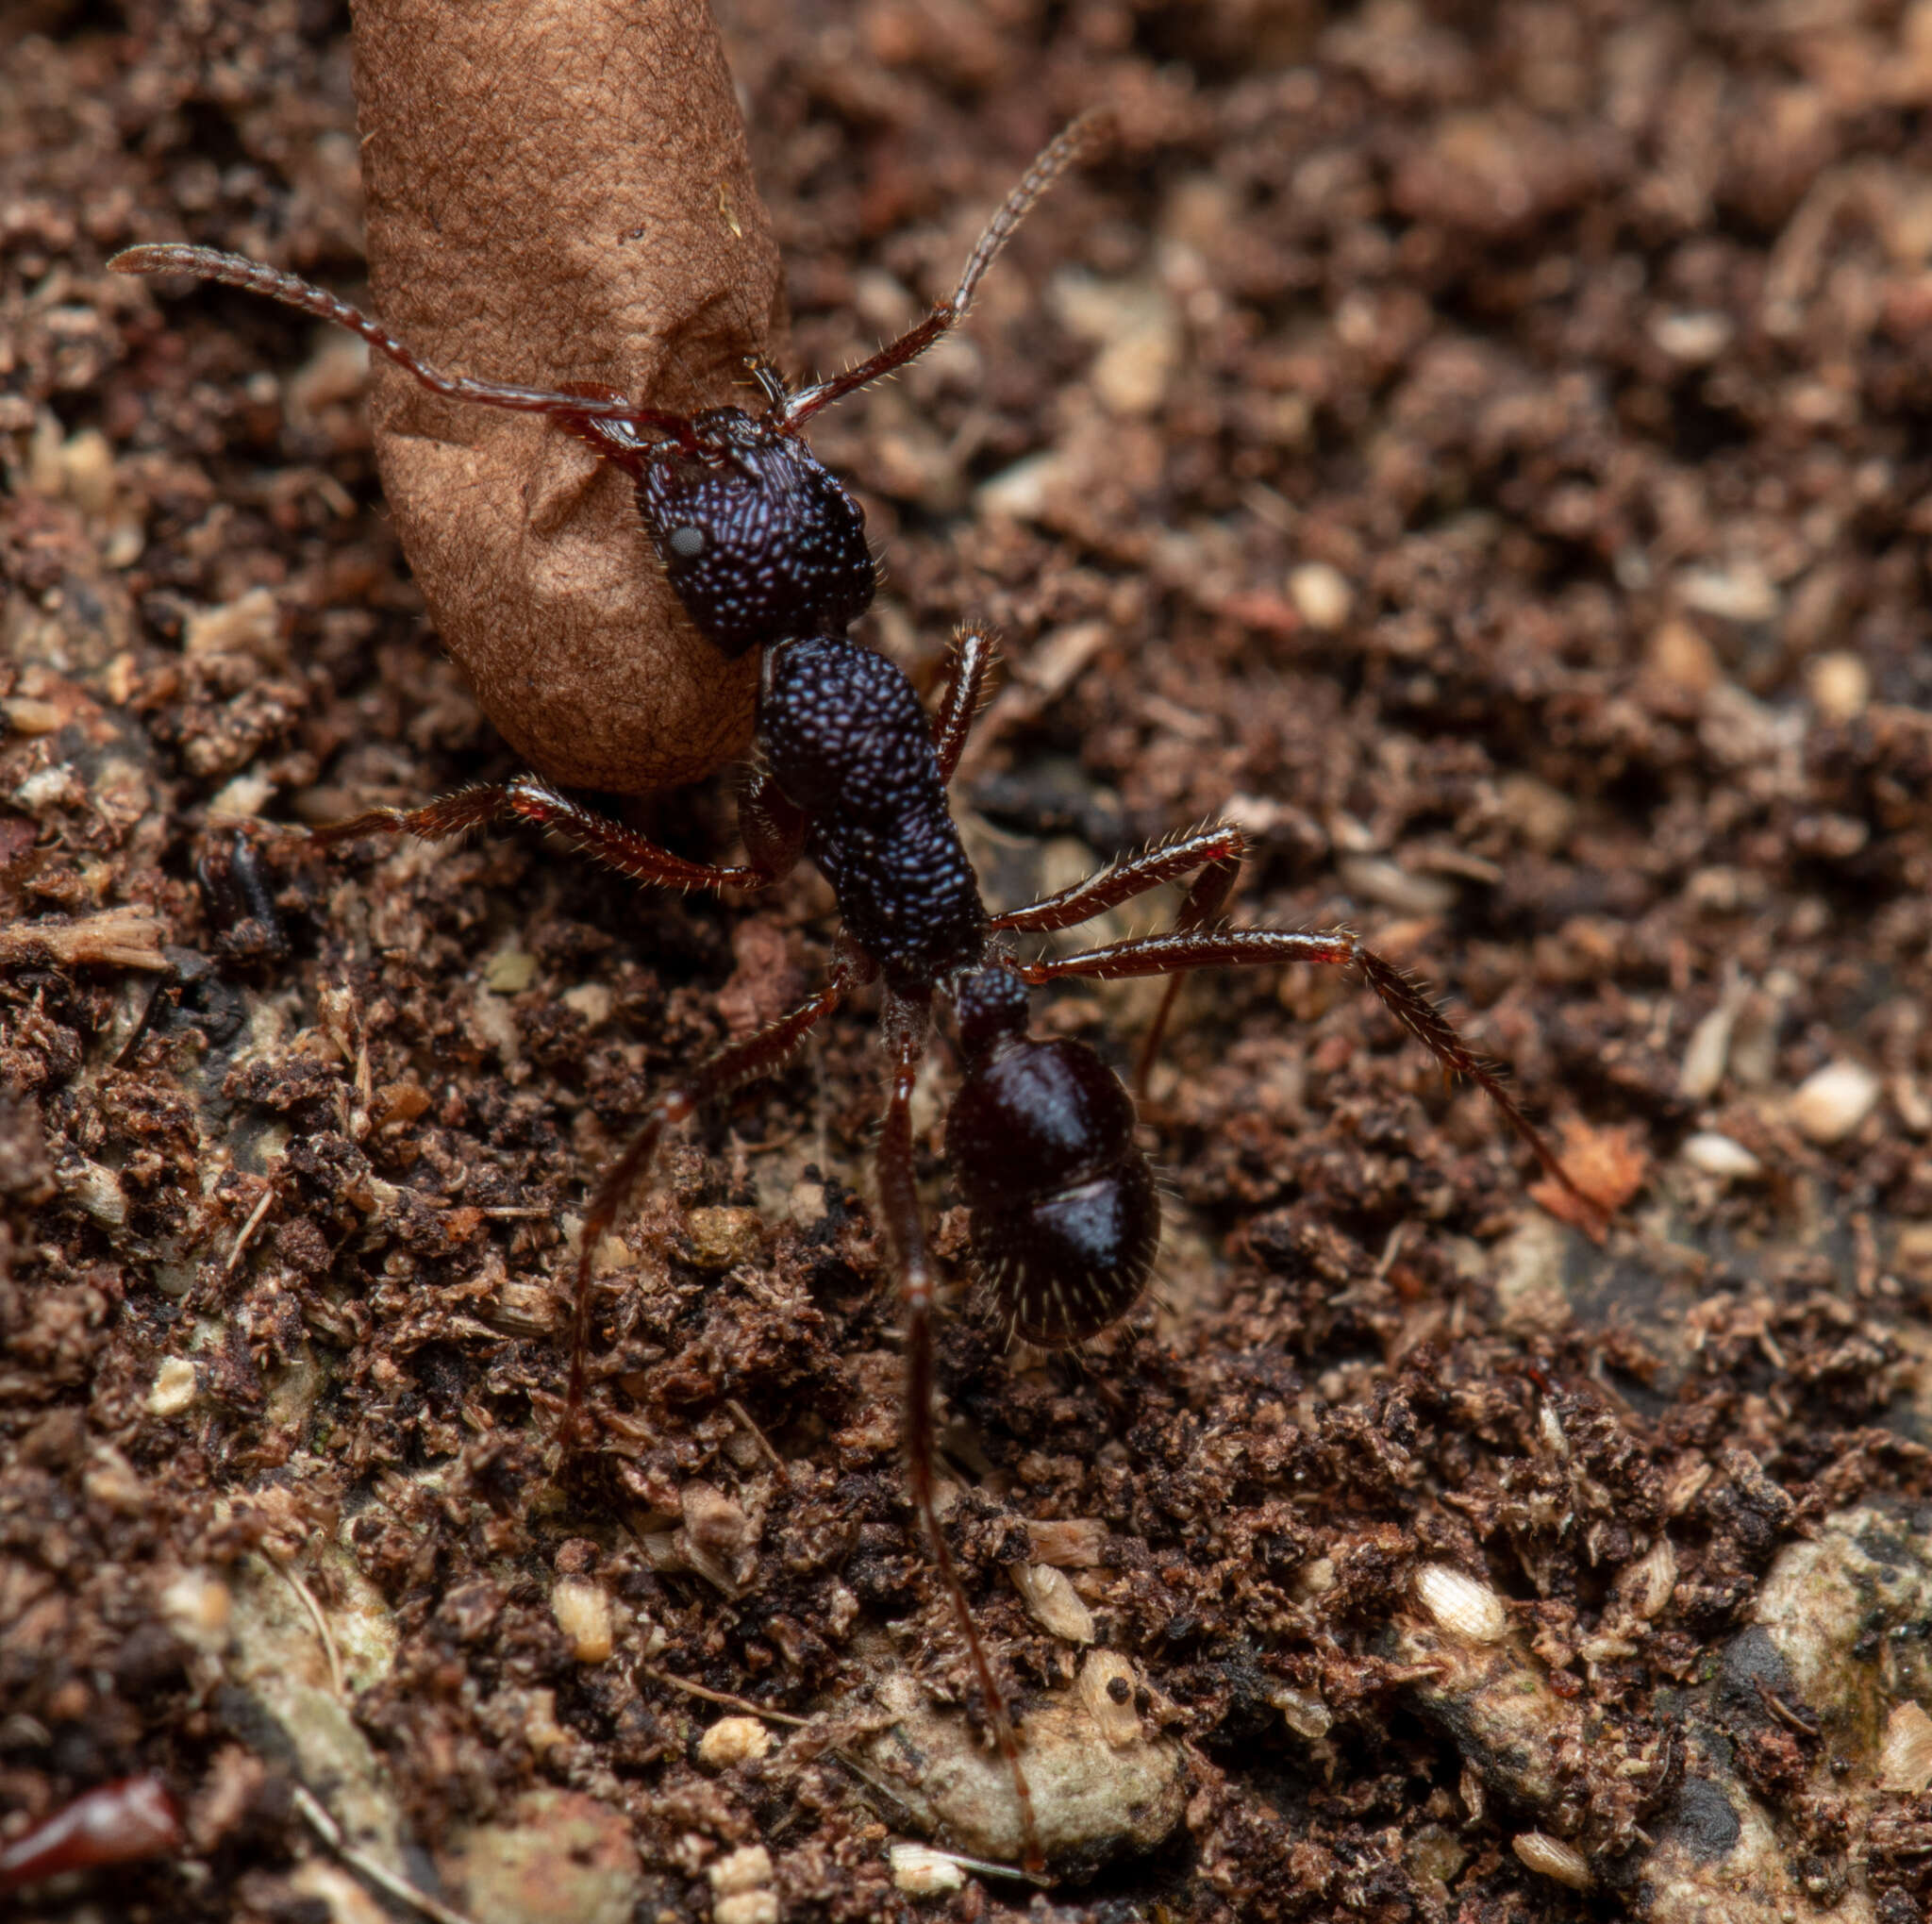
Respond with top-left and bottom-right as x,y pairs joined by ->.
5,1 -> 1932,1919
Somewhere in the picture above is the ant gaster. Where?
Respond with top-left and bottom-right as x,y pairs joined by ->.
113,118 -> 1601,1872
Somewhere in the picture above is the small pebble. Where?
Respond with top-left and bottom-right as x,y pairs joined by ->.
1642,617 -> 1721,693
1272,1684 -> 1333,1741
1680,1132 -> 1763,1179
83,1445 -> 147,1514
1288,561 -> 1353,631
1649,310 -> 1734,364
709,1844 -> 777,1923
559,981 -> 612,1027
1789,1060 -> 1880,1145
708,1844 -> 774,1895
714,1898 -> 778,1924
1807,649 -> 1870,723
147,1355 -> 199,1417
1678,561 -> 1777,626
684,1207 -> 764,1270
696,1716 -> 772,1771
483,945 -> 538,994
159,1568 -> 231,1648
551,1578 -> 614,1664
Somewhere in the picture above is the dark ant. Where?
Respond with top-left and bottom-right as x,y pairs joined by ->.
113,118 -> 1601,1873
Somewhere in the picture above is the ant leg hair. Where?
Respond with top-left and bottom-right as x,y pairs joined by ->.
562,974 -> 851,1442
1013,927 -> 1605,1227
311,776 -> 794,893
931,624 -> 1002,786
774,110 -> 1110,430
497,776 -> 797,892
876,986 -> 1043,1875
990,824 -> 1247,935
108,245 -> 696,444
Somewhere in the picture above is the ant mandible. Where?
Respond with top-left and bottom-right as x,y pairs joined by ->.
114,117 -> 1601,1873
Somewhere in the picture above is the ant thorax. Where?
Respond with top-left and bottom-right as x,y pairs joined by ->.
593,406 -> 875,656
761,632 -> 986,986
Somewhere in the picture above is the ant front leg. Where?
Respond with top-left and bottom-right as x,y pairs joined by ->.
313,775 -> 795,895
1013,926 -> 1606,1230
561,969 -> 854,1442
875,986 -> 1043,1875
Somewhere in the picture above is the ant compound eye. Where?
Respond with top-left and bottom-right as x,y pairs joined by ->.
637,409 -> 874,657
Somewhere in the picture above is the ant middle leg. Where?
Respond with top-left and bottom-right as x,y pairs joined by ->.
562,969 -> 854,1441
1012,927 -> 1603,1226
311,774 -> 797,894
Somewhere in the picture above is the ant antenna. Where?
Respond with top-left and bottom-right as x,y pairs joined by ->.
108,244 -> 702,451
774,109 -> 1112,430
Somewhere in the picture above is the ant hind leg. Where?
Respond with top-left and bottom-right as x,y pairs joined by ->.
1014,925 -> 1605,1230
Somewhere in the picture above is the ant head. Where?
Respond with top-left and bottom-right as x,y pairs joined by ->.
631,408 -> 875,658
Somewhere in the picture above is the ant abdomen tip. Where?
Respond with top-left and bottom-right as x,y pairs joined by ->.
946,1035 -> 1160,1347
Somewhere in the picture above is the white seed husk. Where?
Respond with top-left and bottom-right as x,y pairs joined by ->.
889,1843 -> 968,1896
1010,1562 -> 1096,1644
1620,1537 -> 1679,1621
1790,1059 -> 1881,1145
1414,1564 -> 1508,1645
1681,1131 -> 1764,1179
1512,1830 -> 1591,1889
1075,1648 -> 1143,1748
1881,1700 -> 1932,1796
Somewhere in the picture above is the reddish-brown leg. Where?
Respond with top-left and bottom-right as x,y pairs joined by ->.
876,986 -> 1042,1874
562,973 -> 854,1440
931,625 -> 1001,786
1130,846 -> 1244,1098
990,824 -> 1246,935
1013,927 -> 1604,1228
989,823 -> 1248,1093
312,775 -> 795,894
